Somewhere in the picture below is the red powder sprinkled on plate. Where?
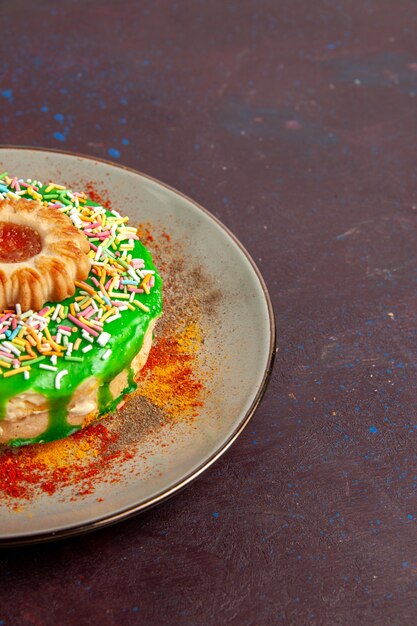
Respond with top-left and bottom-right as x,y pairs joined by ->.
0,423 -> 131,502
84,182 -> 112,209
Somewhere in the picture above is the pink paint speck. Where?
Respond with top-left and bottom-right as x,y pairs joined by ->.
285,120 -> 302,130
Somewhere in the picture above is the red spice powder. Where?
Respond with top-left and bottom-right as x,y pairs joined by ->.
0,424 -> 113,499
0,424 -> 132,502
84,182 -> 112,210
139,332 -> 204,417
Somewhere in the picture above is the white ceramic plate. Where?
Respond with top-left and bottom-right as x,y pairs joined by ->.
0,147 -> 275,545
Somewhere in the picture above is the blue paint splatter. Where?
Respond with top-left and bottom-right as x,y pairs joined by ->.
108,148 -> 120,159
403,561 -> 408,567
408,514 -> 414,520
40,105 -> 48,112
121,138 -> 129,145
326,52 -> 416,92
1,89 -> 12,102
369,425 -> 378,433
212,512 -> 219,518
216,98 -> 339,144
54,113 -> 64,122
53,132 -> 66,142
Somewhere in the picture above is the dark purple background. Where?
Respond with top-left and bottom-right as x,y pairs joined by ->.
1,1 -> 417,624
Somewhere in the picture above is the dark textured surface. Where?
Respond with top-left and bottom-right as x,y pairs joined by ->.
1,1 -> 417,624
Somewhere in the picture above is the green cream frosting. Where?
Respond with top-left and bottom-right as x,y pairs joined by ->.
0,181 -> 162,446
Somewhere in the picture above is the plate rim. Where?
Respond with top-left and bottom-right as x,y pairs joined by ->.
0,145 -> 276,547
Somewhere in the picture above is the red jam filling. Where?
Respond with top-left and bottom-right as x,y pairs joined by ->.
0,222 -> 42,263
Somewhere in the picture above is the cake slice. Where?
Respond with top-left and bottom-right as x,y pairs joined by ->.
0,178 -> 162,446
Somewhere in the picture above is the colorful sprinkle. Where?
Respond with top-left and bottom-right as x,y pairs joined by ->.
0,177 -> 157,381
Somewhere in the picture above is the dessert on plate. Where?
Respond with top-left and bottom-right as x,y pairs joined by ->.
0,175 -> 162,446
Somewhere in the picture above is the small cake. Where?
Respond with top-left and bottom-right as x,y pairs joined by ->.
0,176 -> 162,446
